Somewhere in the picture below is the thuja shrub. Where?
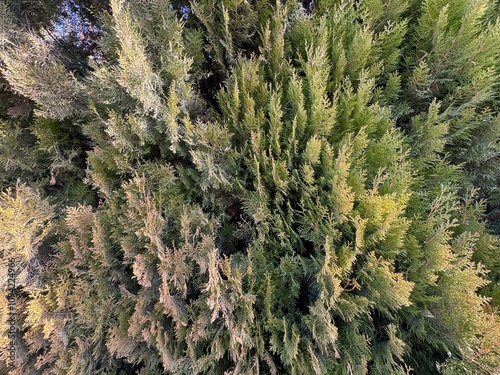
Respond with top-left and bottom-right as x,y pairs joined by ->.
0,0 -> 499,374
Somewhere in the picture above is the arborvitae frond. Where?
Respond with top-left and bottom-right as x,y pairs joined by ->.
111,0 -> 164,118
0,29 -> 85,119
0,183 -> 55,373
0,183 -> 53,288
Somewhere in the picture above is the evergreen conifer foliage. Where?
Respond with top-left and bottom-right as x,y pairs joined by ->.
402,0 -> 500,231
0,0 -> 499,374
0,184 -> 56,373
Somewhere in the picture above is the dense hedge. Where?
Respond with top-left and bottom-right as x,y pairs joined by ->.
1,0 -> 499,374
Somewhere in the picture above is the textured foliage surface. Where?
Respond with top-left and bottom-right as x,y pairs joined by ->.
0,0 -> 499,374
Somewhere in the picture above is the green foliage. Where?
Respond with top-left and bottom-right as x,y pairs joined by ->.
0,0 -> 500,374
0,183 -> 54,289
0,184 -> 55,372
402,0 -> 500,231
